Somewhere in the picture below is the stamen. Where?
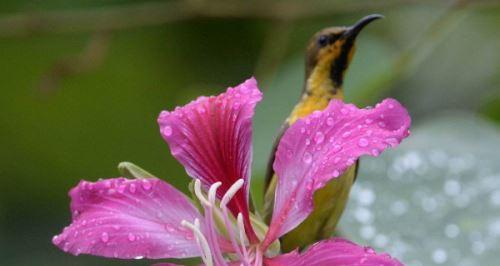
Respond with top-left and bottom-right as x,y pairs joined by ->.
237,213 -> 250,262
181,219 -> 213,266
220,179 -> 244,207
194,179 -> 211,207
208,181 -> 222,203
204,181 -> 228,266
219,179 -> 248,264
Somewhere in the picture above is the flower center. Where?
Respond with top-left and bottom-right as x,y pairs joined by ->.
181,179 -> 261,266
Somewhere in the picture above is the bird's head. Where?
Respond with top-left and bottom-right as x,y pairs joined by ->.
305,14 -> 383,89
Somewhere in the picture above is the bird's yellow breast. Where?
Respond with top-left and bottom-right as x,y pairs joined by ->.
289,44 -> 345,124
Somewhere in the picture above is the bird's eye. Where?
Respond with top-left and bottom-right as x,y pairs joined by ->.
318,35 -> 329,47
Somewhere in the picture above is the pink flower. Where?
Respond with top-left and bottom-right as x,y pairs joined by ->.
52,78 -> 411,265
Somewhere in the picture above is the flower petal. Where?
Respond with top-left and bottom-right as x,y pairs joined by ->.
52,178 -> 203,259
265,238 -> 403,266
158,77 -> 262,241
263,99 -> 411,247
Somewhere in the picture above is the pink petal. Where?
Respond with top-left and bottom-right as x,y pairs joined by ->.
265,238 -> 403,266
158,77 -> 262,241
52,178 -> 203,259
263,99 -> 411,247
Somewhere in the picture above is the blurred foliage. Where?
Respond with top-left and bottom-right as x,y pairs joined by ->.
0,0 -> 499,265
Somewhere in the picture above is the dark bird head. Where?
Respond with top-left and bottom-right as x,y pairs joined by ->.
305,14 -> 383,90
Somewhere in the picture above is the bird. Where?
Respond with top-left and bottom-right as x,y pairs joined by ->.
263,14 -> 384,252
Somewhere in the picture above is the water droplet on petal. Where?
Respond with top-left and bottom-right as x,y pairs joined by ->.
314,131 -> 325,144
52,235 -> 62,245
385,137 -> 399,147
101,232 -> 109,243
141,180 -> 152,190
128,233 -> 136,242
378,121 -> 386,128
303,152 -> 312,164
134,255 -> 144,260
358,138 -> 369,147
371,148 -> 380,156
342,131 -> 351,138
364,247 -> 376,254
341,108 -> 349,114
333,170 -> 340,177
300,127 -> 306,134
162,126 -> 173,136
327,117 -> 334,126
305,138 -> 311,145
165,223 -> 175,233
365,118 -> 373,124
333,145 -> 342,152
129,183 -> 136,193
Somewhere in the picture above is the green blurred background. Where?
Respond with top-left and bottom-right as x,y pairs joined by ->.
1,0 -> 499,265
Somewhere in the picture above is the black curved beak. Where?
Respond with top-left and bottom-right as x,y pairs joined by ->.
342,14 -> 384,41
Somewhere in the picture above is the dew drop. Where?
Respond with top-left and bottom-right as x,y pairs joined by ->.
52,235 -> 62,245
303,152 -> 312,164
364,247 -> 376,254
365,118 -> 373,124
163,224 -> 174,233
371,148 -> 380,156
305,138 -> 311,145
101,232 -> 109,243
358,138 -> 369,147
342,131 -> 351,138
333,145 -> 342,152
333,170 -> 340,177
300,127 -> 306,134
134,256 -> 144,260
378,122 -> 386,128
333,157 -> 341,164
128,233 -> 136,242
341,108 -> 349,114
141,180 -> 152,190
129,183 -> 137,193
327,117 -> 334,126
162,126 -> 173,136
314,131 -> 325,144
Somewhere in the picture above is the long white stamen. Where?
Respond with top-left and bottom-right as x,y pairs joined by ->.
221,179 -> 244,207
208,181 -> 222,204
237,213 -> 250,262
194,179 -> 211,207
205,182 -> 228,266
218,179 -> 247,263
181,219 -> 213,266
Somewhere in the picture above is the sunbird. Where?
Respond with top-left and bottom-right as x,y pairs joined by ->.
263,14 -> 384,251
